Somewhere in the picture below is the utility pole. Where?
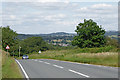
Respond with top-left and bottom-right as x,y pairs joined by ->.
13,50 -> 14,58
19,46 -> 21,57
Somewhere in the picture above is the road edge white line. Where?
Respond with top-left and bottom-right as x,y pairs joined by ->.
53,65 -> 64,69
15,59 -> 29,80
68,69 -> 90,78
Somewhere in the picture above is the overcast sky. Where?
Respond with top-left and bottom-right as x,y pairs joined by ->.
1,0 -> 118,34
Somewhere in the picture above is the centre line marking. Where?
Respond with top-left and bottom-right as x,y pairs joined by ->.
68,69 -> 90,78
44,62 -> 50,64
53,65 -> 64,69
39,61 -> 43,62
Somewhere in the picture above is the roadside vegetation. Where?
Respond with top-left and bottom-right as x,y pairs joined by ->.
1,26 -> 58,56
2,49 -> 23,78
1,19 -> 119,69
28,19 -> 119,67
0,49 -> 2,80
29,46 -> 118,67
0,28 -> 2,79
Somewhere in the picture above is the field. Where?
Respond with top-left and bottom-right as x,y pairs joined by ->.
29,46 -> 118,67
1,49 -> 23,78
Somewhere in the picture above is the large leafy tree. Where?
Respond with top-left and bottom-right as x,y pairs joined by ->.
72,19 -> 106,48
2,26 -> 18,52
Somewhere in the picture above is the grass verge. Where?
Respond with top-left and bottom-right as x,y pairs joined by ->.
0,49 -> 2,80
29,47 -> 118,67
2,49 -> 23,78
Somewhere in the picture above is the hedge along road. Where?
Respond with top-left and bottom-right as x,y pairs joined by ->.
16,59 -> 118,79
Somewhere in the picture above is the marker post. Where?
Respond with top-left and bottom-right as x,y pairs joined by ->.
19,46 -> 21,57
7,49 -> 8,56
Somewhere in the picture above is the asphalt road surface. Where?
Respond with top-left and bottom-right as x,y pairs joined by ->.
16,59 -> 118,78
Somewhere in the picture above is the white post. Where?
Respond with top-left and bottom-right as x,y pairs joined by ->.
7,49 -> 8,56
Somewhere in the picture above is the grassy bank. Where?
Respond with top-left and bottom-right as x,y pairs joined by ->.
0,49 -> 2,79
2,50 -> 23,78
29,46 -> 118,67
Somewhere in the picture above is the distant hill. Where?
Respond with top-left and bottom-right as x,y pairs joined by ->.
18,31 -> 118,40
50,32 -> 69,35
105,31 -> 118,36
105,31 -> 119,40
17,32 -> 76,40
17,31 -> 119,46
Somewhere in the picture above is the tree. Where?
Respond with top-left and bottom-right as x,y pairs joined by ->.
2,26 -> 18,52
20,37 -> 52,54
72,19 -> 106,48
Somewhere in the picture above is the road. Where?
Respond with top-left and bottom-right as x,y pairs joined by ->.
16,59 -> 118,79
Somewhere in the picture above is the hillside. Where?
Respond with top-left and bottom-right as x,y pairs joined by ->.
105,31 -> 119,39
17,31 -> 119,46
105,31 -> 118,36
17,32 -> 75,46
17,32 -> 75,40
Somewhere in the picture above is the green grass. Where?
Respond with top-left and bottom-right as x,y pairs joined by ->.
28,46 -> 118,67
0,50 -> 2,80
2,50 -> 23,78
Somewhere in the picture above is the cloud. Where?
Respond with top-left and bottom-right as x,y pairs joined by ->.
56,20 -> 75,26
74,3 -> 117,20
91,3 -> 112,8
73,3 -> 118,31
43,14 -> 66,21
76,3 -> 117,14
2,0 -> 70,2
2,2 -> 118,34
2,0 -> 119,2
2,0 -> 59,2
9,15 -> 16,19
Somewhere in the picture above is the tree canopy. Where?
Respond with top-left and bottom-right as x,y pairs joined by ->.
20,37 -> 51,55
2,26 -> 18,52
72,19 -> 106,48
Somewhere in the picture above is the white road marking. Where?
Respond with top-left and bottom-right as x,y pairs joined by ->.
35,60 -> 38,61
15,59 -> 29,80
68,69 -> 90,78
39,61 -> 43,62
48,59 -> 117,69
53,65 -> 64,69
44,62 -> 50,64
82,64 -> 90,65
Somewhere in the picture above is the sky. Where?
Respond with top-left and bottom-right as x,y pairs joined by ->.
1,0 -> 119,34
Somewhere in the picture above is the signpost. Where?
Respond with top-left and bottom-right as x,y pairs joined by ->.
6,45 -> 10,56
19,46 -> 21,57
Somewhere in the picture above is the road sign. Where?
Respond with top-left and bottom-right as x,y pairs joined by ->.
6,45 -> 10,50
38,50 -> 41,54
